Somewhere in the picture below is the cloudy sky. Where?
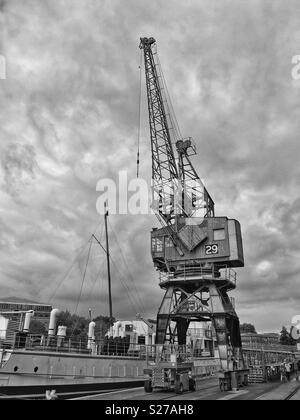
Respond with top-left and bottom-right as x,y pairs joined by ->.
0,0 -> 300,333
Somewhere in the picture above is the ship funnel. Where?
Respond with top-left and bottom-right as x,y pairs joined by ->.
48,309 -> 61,336
23,310 -> 34,333
87,321 -> 96,350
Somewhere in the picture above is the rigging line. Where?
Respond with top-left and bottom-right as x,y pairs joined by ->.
47,240 -> 90,304
92,233 -> 107,254
160,62 -> 182,141
87,242 -> 106,296
89,257 -> 106,300
98,219 -> 105,243
107,222 -> 145,313
108,219 -> 146,313
93,242 -> 112,318
97,259 -> 109,318
46,220 -> 103,304
109,253 -> 144,315
92,218 -> 104,238
92,223 -> 143,315
73,238 -> 93,317
109,250 -> 138,309
137,49 -> 143,178
69,239 -> 93,339
156,53 -> 182,142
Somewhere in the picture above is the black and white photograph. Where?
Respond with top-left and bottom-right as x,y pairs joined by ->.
0,0 -> 300,405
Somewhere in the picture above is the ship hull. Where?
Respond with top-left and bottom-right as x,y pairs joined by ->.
0,349 -> 146,398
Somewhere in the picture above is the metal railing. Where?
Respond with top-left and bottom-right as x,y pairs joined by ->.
14,335 -> 143,357
243,342 -> 297,353
0,334 -> 216,362
159,264 -> 237,286
1,333 -> 153,359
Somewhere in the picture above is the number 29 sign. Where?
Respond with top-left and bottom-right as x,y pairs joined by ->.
205,244 -> 219,255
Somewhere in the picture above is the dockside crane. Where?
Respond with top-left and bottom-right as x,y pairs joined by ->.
140,37 -> 248,392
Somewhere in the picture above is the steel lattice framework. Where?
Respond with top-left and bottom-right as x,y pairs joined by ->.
140,37 -> 178,222
176,138 -> 215,218
140,37 -> 214,225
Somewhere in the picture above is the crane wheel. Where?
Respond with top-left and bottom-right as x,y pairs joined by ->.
144,379 -> 153,393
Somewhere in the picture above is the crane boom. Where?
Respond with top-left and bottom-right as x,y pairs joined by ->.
139,37 -> 178,222
140,37 -> 214,226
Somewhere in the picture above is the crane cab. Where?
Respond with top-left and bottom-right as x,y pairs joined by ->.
151,216 -> 244,272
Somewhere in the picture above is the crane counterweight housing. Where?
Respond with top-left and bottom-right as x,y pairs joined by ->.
140,36 -> 248,393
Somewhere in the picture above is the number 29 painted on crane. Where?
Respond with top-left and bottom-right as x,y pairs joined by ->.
205,244 -> 219,255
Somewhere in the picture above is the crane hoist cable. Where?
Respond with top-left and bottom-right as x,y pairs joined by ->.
136,49 -> 143,178
156,53 -> 182,144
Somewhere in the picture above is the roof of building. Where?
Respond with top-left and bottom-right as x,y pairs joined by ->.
241,332 -> 279,338
0,297 -> 52,306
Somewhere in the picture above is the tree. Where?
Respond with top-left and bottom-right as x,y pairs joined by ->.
93,315 -> 115,340
56,311 -> 89,340
29,320 -> 47,335
240,323 -> 257,334
55,311 -> 114,342
280,326 -> 296,346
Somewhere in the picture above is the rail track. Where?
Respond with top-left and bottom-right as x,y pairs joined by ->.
284,384 -> 300,400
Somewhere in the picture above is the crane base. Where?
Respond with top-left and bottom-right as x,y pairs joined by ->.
218,369 -> 249,392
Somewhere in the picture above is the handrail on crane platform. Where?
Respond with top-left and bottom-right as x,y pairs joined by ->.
159,264 -> 237,286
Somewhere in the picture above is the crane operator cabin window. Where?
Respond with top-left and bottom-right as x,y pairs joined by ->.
213,229 -> 226,241
152,237 -> 163,253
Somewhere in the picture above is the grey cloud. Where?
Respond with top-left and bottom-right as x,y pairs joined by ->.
1,143 -> 36,196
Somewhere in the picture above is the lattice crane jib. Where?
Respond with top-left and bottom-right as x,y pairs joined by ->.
139,37 -> 178,222
140,37 -> 246,374
140,38 -> 215,250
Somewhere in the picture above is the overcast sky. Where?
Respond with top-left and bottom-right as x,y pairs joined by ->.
0,0 -> 300,333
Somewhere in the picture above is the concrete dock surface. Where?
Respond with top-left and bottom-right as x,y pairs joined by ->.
71,376 -> 300,401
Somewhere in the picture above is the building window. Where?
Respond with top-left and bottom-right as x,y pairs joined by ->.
213,229 -> 225,241
138,336 -> 145,345
125,325 -> 133,332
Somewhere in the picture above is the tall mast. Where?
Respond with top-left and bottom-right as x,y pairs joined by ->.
104,203 -> 113,324
92,208 -> 113,325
